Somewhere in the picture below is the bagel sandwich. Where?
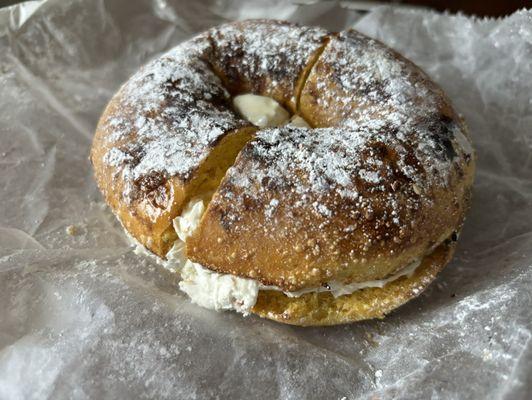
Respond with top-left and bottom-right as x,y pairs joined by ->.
90,20 -> 475,326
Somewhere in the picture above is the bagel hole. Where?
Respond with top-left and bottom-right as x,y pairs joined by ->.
160,32 -> 328,259
231,94 -> 310,128
203,39 -> 315,129
207,58 -> 311,127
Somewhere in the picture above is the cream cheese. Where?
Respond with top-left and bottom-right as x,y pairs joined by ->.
178,260 -> 259,315
164,240 -> 187,272
124,199 -> 205,269
127,197 -> 431,315
174,253 -> 424,315
173,198 -> 205,242
287,115 -> 310,128
165,197 -> 207,271
260,258 -> 422,298
233,94 -> 290,128
232,93 -> 311,129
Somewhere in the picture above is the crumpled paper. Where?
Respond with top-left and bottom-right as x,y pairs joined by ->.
0,0 -> 531,398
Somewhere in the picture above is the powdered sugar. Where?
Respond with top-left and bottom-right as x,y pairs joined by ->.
209,20 -> 327,96
304,29 -> 473,190
100,21 -> 328,204
98,20 -> 472,244
219,126 -> 412,227
101,34 -> 248,202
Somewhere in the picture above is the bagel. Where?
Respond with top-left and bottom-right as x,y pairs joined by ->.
91,19 -> 475,326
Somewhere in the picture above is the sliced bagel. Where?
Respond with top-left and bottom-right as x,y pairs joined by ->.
91,19 -> 475,326
186,123 -> 472,292
90,34 -> 255,256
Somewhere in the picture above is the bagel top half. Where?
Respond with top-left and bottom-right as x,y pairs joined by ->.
90,19 -> 475,322
91,20 -> 327,257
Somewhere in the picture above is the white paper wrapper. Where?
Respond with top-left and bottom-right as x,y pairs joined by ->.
1,1 -> 531,398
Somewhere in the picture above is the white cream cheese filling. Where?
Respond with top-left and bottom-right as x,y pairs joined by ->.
173,198 -> 205,242
288,115 -> 311,128
260,258 -> 422,298
171,198 -> 430,314
172,198 -> 259,314
179,260 -> 259,315
179,255 -> 425,315
232,94 -> 310,128
233,94 -> 290,127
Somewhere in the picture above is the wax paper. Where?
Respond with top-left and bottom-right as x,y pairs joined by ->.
0,0 -> 531,398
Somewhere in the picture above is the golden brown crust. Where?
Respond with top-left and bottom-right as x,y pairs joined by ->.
187,28 -> 475,292
90,32 -> 256,256
91,92 -> 256,256
251,240 -> 455,326
299,30 -> 459,128
187,128 -> 473,290
91,96 -> 183,256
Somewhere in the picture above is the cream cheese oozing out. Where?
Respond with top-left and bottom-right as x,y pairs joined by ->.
169,197 -> 428,314
176,233 -> 425,314
179,260 -> 259,315
173,198 -> 205,242
259,258 -> 422,298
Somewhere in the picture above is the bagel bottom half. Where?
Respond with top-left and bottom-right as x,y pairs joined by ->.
251,240 -> 455,326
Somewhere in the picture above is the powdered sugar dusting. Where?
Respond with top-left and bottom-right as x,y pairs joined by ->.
210,31 -> 472,243
100,21 -> 328,204
219,126 -> 414,228
101,34 -> 248,202
209,20 -> 327,97
98,21 -> 472,247
310,30 -> 473,184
